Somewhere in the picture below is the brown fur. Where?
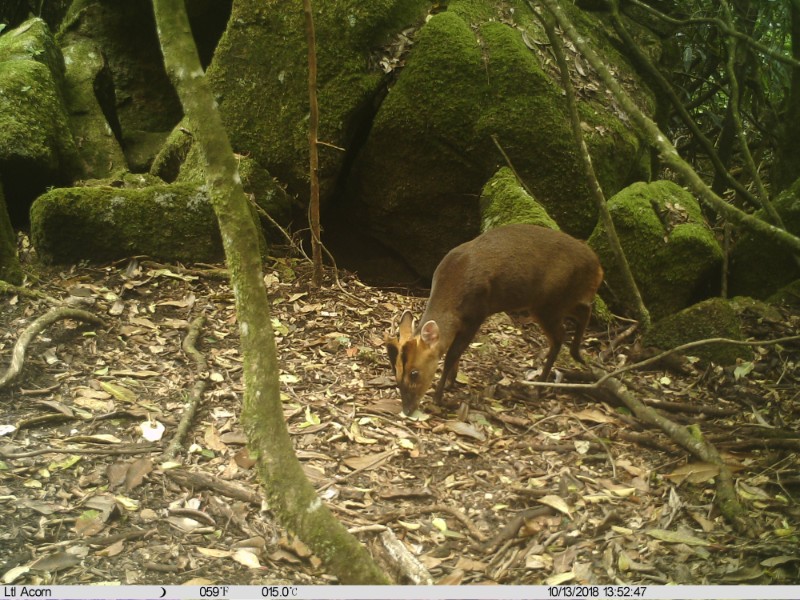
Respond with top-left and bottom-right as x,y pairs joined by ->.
385,224 -> 603,415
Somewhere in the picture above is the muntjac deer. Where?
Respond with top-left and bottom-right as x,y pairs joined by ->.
385,223 -> 603,415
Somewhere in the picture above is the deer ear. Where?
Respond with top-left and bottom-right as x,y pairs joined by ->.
420,320 -> 440,346
398,310 -> 415,341
384,337 -> 399,370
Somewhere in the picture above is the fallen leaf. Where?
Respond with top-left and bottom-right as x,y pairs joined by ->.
538,494 -> 572,516
664,462 -> 719,484
646,528 -> 710,546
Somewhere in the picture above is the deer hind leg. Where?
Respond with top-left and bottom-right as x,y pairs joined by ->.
568,301 -> 593,364
539,318 -> 566,382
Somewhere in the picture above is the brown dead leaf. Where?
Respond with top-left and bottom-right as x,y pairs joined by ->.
125,457 -> 153,492
437,568 -> 464,585
29,551 -> 82,573
664,462 -> 719,484
343,449 -> 395,471
454,556 -> 487,572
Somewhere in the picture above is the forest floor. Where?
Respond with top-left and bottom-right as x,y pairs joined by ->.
1,252 -> 799,587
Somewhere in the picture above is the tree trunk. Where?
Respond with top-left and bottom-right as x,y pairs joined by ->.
304,0 -> 324,287
0,182 -> 22,285
150,0 -> 389,584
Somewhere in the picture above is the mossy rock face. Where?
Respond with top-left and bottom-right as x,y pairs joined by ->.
205,0 -> 430,205
588,180 -> 722,320
728,179 -> 800,299
30,182 -> 222,264
0,17 -> 65,83
767,279 -> 800,309
152,119 -> 292,233
62,38 -> 127,178
479,167 -> 560,232
346,2 -> 649,277
58,2 -> 182,136
643,298 -> 750,366
0,19 -> 83,225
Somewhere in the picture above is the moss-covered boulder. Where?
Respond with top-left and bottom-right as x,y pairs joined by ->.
479,167 -> 560,232
344,2 -> 650,277
0,17 -> 65,81
57,1 -> 183,169
0,18 -> 83,225
728,179 -> 800,299
151,119 -> 292,239
643,298 -> 751,366
588,180 -> 722,320
30,181 -> 222,264
62,38 -> 126,178
767,279 -> 800,309
0,181 -> 23,285
205,0 -> 429,205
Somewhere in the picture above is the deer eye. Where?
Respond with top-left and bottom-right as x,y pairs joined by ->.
409,369 -> 420,383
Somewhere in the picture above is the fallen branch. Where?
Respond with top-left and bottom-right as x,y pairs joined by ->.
164,315 -> 208,461
376,528 -> 433,585
164,469 -> 263,505
0,279 -> 59,304
523,334 -> 800,392
0,444 -> 160,459
0,307 -> 104,389
520,333 -> 799,534
596,370 -> 756,535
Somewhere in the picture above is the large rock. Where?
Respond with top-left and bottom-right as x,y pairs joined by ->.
588,180 -> 722,320
479,167 -> 559,232
31,179 -> 222,264
58,1 -> 184,170
643,298 -> 750,366
61,38 -> 127,178
0,18 -> 83,224
151,117 -> 292,239
343,3 -> 651,277
728,179 -> 800,299
205,0 -> 430,203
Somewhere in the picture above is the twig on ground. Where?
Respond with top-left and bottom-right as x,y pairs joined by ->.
164,315 -> 208,461
0,307 -> 104,389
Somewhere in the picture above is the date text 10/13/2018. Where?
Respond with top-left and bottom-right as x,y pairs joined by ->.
548,586 -> 649,598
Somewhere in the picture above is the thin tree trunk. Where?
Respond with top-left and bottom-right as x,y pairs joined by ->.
304,0 -> 323,287
150,0 -> 389,584
536,6 -> 651,330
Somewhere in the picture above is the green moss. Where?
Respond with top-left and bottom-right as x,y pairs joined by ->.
728,179 -> 800,298
588,180 -> 722,320
476,21 -> 588,231
479,167 -> 560,231
0,18 -> 65,86
766,279 -> 800,309
0,59 -> 82,176
206,0 -> 430,202
61,38 -> 127,178
349,10 -> 491,276
348,1 -> 651,278
58,2 -> 182,134
373,12 -> 487,140
30,183 -> 223,264
644,298 -> 751,365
